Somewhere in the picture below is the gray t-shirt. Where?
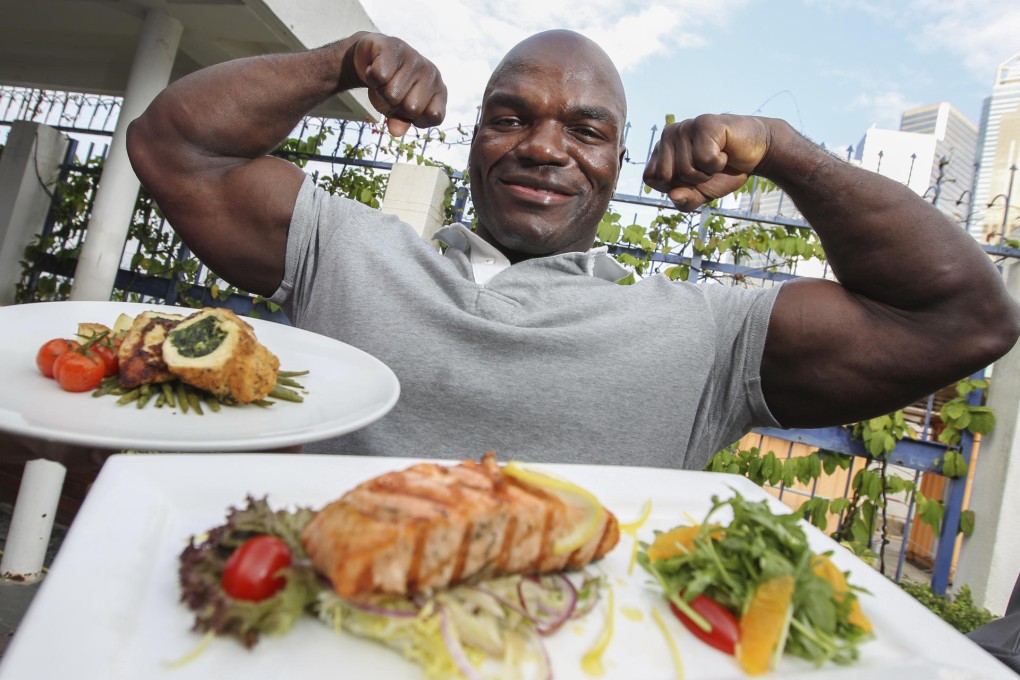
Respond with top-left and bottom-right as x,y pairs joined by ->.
271,176 -> 782,469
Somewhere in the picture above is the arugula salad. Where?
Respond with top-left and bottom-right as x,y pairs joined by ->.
637,492 -> 874,676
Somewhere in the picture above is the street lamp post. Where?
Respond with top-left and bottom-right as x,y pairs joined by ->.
989,163 -> 1019,246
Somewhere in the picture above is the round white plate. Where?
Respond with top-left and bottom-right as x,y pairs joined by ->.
0,301 -> 400,451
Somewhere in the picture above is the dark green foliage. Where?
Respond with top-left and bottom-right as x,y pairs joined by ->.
899,582 -> 998,634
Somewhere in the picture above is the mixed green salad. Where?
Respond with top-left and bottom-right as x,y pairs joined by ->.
178,496 -> 605,679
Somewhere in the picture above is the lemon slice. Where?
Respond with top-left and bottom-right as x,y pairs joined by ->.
503,461 -> 605,555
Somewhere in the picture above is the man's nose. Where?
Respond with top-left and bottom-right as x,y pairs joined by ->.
515,121 -> 569,165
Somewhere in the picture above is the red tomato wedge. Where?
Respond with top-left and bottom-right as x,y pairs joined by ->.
222,535 -> 292,601
669,594 -> 741,655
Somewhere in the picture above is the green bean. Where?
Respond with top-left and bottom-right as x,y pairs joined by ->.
154,392 -> 166,408
161,382 -> 176,408
252,399 -> 273,408
116,388 -> 141,405
268,385 -> 304,403
92,377 -> 119,398
136,384 -> 154,409
275,376 -> 304,388
177,382 -> 190,414
187,389 -> 204,415
277,369 -> 309,378
204,395 -> 221,412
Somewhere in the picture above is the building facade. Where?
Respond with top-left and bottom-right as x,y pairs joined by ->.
970,53 -> 1020,243
899,102 -> 979,226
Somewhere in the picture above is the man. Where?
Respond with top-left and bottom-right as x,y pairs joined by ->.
126,30 -> 1020,468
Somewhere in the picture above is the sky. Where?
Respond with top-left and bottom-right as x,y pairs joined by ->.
358,0 -> 1020,190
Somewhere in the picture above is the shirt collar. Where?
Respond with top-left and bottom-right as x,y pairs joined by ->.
433,223 -> 631,284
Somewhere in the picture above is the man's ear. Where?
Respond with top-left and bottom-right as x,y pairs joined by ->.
611,146 -> 626,188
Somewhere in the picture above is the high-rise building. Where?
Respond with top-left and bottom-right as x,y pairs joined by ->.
852,125 -> 939,196
899,102 -> 979,226
970,52 -> 1020,243
736,106 -> 976,226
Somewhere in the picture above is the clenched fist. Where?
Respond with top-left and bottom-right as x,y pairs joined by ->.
642,114 -> 777,211
344,32 -> 448,136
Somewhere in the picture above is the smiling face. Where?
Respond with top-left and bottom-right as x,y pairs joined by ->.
468,31 -> 627,262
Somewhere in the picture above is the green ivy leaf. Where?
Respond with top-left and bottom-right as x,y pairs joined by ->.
850,517 -> 871,544
959,510 -> 976,536
941,450 -> 969,479
967,407 -> 996,435
942,400 -> 967,421
829,498 -> 850,514
916,495 -> 945,532
597,216 -> 621,244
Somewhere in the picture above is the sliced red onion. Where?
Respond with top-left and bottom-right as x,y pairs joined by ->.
515,625 -> 555,680
517,573 -> 578,635
438,605 -> 486,680
466,584 -> 530,619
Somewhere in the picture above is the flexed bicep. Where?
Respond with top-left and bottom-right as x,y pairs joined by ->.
127,31 -> 449,296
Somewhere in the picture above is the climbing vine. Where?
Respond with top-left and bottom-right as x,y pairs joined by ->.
706,375 -> 993,579
15,122 -> 463,313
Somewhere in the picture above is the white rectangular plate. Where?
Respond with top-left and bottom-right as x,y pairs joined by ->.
0,454 -> 1011,679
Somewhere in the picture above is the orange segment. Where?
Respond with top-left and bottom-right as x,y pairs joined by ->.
811,555 -> 873,634
736,574 -> 795,676
647,524 -> 723,562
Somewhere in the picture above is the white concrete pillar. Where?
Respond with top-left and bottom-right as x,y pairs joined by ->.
70,10 -> 182,301
955,258 -> 1020,614
0,459 -> 66,582
381,162 -> 452,244
0,122 -> 70,304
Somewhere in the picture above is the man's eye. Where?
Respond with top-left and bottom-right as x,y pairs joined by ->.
573,127 -> 602,140
493,117 -> 522,127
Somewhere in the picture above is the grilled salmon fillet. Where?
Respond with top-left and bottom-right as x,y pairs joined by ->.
117,311 -> 186,389
301,453 -> 619,599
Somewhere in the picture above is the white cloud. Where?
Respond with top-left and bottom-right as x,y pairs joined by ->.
850,90 -> 922,129
906,0 -> 1020,82
358,0 -> 750,129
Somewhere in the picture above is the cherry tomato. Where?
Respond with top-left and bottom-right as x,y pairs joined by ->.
670,594 -> 741,655
91,342 -> 119,378
222,535 -> 292,601
52,350 -> 105,392
36,338 -> 79,378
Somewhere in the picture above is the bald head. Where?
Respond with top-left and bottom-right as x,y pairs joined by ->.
468,29 -> 628,261
485,30 -> 627,132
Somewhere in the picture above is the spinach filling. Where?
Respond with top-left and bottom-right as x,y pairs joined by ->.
170,316 -> 228,358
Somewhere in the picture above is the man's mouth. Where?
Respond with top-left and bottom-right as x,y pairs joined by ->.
498,177 -> 575,206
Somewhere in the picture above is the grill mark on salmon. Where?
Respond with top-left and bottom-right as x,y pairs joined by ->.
496,515 -> 517,572
450,521 -> 472,584
408,523 -> 428,592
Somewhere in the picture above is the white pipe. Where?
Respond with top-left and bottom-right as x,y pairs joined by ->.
70,9 -> 183,301
1,459 -> 67,582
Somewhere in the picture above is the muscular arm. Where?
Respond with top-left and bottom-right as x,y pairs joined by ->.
644,115 -> 1020,427
126,32 -> 446,296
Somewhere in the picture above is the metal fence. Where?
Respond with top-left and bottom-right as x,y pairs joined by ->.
2,84 -> 1014,595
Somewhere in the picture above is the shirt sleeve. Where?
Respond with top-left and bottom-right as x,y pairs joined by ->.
684,281 -> 784,468
268,174 -> 402,324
